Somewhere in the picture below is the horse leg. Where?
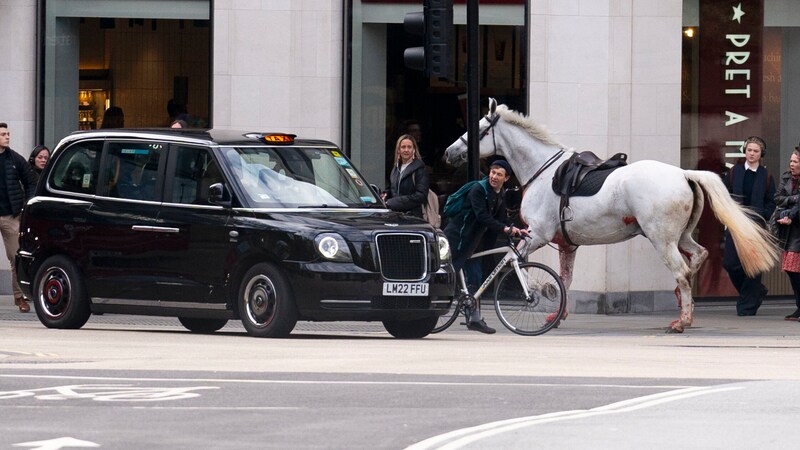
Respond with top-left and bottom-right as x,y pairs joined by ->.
542,241 -> 575,326
655,241 -> 695,333
670,229 -> 708,313
679,233 -> 708,286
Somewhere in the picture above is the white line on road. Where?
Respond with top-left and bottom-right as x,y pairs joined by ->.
0,373 -> 697,390
405,385 -> 743,450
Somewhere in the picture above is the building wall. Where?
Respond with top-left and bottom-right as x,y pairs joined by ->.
0,1 -> 37,157
212,1 -> 343,143
527,0 -> 683,312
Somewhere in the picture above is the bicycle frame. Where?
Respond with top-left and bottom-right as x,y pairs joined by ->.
458,238 -> 532,302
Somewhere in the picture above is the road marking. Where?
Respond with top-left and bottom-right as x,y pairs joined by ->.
13,436 -> 99,449
132,406 -> 301,410
0,384 -> 218,402
0,374 -> 697,390
405,385 -> 743,450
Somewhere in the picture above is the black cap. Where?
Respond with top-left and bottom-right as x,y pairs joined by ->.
490,159 -> 513,177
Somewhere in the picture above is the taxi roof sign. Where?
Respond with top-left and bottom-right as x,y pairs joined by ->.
260,133 -> 296,144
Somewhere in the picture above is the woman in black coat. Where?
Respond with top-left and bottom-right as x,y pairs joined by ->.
383,134 -> 429,218
775,148 -> 800,321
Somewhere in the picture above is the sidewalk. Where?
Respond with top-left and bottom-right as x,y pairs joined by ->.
3,295 -> 798,338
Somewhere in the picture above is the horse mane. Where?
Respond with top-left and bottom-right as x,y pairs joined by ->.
495,105 -> 564,148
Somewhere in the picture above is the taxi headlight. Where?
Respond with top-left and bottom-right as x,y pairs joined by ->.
315,233 -> 352,262
437,234 -> 451,263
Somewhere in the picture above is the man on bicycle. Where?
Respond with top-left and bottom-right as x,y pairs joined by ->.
444,159 -> 527,334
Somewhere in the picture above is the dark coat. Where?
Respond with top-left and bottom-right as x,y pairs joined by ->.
443,180 -> 509,271
774,170 -> 800,252
2,148 -> 38,216
385,159 -> 429,218
724,163 -> 775,222
723,163 -> 775,272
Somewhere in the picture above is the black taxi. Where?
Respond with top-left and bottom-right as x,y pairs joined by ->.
15,129 -> 455,338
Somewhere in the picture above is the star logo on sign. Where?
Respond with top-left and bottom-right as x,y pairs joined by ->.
732,3 -> 745,23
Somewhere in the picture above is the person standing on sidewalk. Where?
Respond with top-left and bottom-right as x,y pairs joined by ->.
723,136 -> 775,316
0,123 -> 39,312
775,146 -> 800,320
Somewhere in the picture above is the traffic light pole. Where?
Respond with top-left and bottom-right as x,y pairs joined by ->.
466,0 -> 480,181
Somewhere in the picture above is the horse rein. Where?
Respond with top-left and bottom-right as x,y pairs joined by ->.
521,149 -> 565,191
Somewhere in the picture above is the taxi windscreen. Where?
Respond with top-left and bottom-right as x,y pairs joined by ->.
221,146 -> 380,208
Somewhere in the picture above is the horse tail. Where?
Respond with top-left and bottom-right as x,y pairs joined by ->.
684,170 -> 779,277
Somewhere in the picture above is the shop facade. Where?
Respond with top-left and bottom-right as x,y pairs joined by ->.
1,0 -> 796,309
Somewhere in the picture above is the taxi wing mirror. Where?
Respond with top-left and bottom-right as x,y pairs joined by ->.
208,182 -> 232,207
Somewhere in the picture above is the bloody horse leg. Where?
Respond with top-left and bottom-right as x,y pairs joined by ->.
545,241 -> 575,325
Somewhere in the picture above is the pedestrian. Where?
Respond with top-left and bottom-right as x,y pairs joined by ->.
774,146 -> 800,321
382,134 -> 429,218
443,159 -> 527,333
101,106 -> 124,129
0,123 -> 40,312
28,144 -> 50,179
722,136 -> 775,316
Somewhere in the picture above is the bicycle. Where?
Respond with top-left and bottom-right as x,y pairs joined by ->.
432,236 -> 566,336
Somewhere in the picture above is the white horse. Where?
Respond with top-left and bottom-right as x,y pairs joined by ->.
445,99 -> 778,332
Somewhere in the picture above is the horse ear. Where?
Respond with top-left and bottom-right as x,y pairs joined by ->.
489,98 -> 497,115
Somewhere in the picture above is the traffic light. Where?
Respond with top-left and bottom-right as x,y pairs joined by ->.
403,0 -> 454,79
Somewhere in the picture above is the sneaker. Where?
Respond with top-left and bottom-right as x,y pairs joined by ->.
466,319 -> 496,334
786,309 -> 800,321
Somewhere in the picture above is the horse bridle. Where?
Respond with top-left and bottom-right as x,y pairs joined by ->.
458,113 -> 500,152
458,113 -> 565,190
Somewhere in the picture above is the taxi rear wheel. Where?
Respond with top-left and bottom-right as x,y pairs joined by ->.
383,316 -> 438,339
238,263 -> 297,338
33,255 -> 90,329
178,317 -> 228,334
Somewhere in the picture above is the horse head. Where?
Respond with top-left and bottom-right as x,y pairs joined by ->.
445,98 -> 501,167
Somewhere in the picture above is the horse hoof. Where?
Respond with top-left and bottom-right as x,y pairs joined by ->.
666,320 -> 685,333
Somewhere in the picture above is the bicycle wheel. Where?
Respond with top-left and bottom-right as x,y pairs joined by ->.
494,262 -> 566,336
431,294 -> 463,333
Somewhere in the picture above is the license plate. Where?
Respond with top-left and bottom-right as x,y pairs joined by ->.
382,282 -> 429,296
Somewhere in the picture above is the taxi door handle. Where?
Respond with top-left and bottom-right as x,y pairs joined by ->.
131,225 -> 180,233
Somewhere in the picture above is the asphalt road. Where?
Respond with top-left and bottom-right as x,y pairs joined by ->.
1,298 -> 799,449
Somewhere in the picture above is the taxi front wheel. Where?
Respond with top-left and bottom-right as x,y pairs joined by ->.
383,316 -> 438,339
238,263 -> 298,338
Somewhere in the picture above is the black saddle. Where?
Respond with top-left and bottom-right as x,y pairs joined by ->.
551,151 -> 628,247
552,151 -> 627,197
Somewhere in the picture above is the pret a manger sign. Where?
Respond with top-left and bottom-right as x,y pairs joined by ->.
698,1 -> 763,167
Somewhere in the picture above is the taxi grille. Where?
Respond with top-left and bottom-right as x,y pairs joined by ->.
376,233 -> 427,281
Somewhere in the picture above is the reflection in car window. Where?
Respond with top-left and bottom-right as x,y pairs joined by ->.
102,142 -> 163,201
49,140 -> 102,195
221,147 -> 378,208
171,146 -> 222,205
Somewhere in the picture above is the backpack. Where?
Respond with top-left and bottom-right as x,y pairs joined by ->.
411,172 -> 441,228
443,179 -> 488,218
422,189 -> 441,228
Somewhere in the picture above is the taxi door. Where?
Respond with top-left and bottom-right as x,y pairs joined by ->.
152,144 -> 237,306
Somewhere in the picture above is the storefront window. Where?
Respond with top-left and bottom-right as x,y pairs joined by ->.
40,0 -> 211,148
347,1 -> 527,195
682,0 -> 797,298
